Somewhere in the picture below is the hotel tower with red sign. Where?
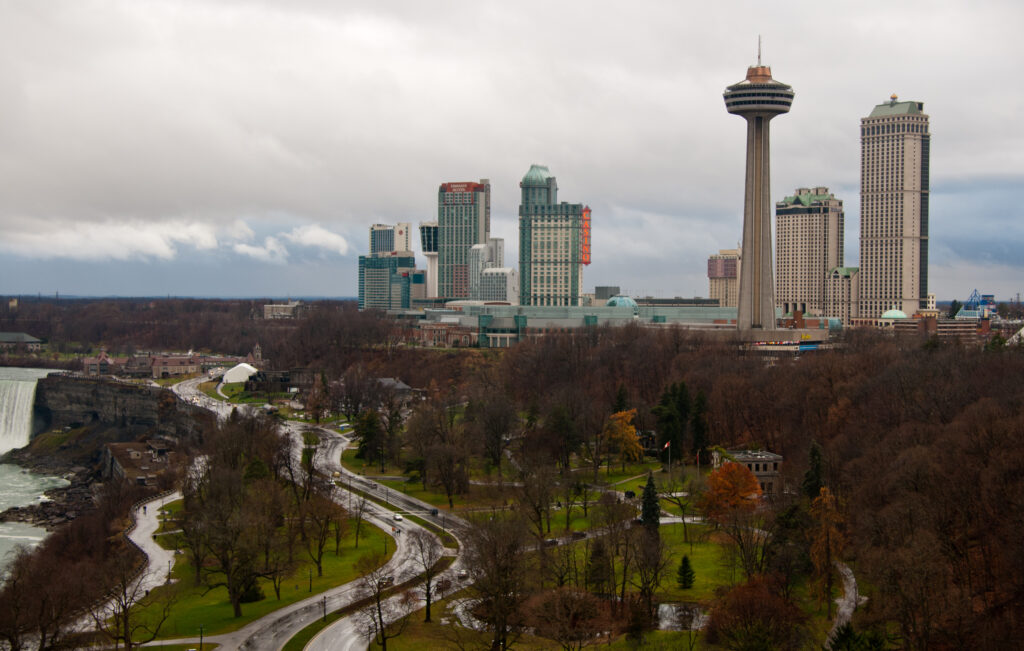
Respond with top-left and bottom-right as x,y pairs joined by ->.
518,164 -> 592,307
437,180 -> 491,299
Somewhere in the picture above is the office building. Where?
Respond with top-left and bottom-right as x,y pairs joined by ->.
468,238 -> 504,300
479,267 -> 519,304
775,187 -> 843,316
419,221 -> 439,297
858,96 -> 930,319
438,180 -> 491,300
723,56 -> 793,330
708,249 -> 741,308
369,223 -> 411,256
358,253 -> 417,310
518,164 -> 592,307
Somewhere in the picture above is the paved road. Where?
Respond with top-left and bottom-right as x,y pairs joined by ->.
305,430 -> 468,651
139,419 -> 453,651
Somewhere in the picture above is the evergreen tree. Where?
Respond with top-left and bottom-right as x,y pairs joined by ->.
653,382 -> 690,464
586,537 -> 613,595
677,554 -> 695,589
612,384 -> 629,414
802,440 -> 824,499
641,473 -> 660,535
690,389 -> 709,465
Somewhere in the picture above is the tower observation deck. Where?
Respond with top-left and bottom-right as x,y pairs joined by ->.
724,64 -> 794,330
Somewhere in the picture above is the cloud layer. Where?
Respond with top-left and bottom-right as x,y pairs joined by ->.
0,0 -> 1021,298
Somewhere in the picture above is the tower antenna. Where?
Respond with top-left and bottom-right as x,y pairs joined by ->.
758,35 -> 762,66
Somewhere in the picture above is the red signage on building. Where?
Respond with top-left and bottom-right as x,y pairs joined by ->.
442,182 -> 484,193
581,207 -> 592,265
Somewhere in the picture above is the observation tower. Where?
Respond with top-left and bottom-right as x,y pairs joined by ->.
723,52 -> 794,330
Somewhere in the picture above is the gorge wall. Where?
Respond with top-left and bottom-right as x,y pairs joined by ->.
32,375 -> 213,443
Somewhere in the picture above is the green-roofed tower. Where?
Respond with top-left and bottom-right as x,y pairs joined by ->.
775,186 -> 844,317
858,95 -> 930,320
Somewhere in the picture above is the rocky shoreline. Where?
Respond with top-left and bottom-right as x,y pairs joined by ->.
0,449 -> 98,531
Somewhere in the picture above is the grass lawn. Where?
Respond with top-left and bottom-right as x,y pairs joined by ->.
657,524 -> 736,603
198,380 -> 222,400
145,521 -> 394,640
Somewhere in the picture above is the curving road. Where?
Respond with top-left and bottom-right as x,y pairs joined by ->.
134,397 -> 460,651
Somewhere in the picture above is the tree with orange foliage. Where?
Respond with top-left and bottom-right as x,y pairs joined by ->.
605,409 -> 642,473
701,461 -> 767,578
700,461 -> 762,520
809,486 -> 845,618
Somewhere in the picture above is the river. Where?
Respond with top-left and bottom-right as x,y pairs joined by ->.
0,367 -> 69,571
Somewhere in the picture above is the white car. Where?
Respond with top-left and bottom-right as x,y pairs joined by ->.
393,513 -> 403,521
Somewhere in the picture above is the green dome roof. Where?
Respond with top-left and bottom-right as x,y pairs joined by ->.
606,295 -> 638,308
522,164 -> 552,185
881,308 -> 908,319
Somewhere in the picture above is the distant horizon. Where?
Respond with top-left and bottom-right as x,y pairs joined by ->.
0,292 -> 982,307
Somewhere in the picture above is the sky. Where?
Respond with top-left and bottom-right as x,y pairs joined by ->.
1,0 -> 1022,301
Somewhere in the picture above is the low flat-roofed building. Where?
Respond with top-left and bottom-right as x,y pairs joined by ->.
712,449 -> 783,496
102,441 -> 176,486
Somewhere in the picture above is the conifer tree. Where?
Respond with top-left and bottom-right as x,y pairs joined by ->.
641,473 -> 661,535
677,554 -> 695,589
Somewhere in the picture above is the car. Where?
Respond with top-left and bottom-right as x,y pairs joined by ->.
457,569 -> 469,580
378,575 -> 394,588
571,531 -> 588,540
393,513 -> 403,521
544,538 -> 558,547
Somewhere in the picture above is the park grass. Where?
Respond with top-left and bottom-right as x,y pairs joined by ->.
657,523 -> 735,603
198,380 -> 221,401
145,522 -> 394,640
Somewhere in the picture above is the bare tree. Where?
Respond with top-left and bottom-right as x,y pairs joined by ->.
301,493 -> 347,577
529,588 -> 605,651
407,529 -> 444,622
356,553 -> 411,651
629,530 -> 672,619
91,547 -> 177,650
465,515 -> 530,651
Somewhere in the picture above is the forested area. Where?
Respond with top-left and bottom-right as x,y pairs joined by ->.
4,297 -> 1023,647
342,326 -> 1024,648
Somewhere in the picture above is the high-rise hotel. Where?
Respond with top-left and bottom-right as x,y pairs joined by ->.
437,179 -> 491,300
775,187 -> 843,316
518,164 -> 591,307
858,96 -> 930,319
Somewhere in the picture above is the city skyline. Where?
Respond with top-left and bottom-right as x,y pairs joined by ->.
0,1 -> 1021,301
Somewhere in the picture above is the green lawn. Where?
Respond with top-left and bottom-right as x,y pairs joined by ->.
198,380 -> 222,401
145,521 -> 394,640
657,523 -> 736,603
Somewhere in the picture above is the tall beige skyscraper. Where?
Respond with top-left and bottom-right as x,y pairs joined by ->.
858,96 -> 930,318
775,187 -> 843,316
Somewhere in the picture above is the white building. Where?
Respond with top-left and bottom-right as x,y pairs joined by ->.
479,267 -> 519,304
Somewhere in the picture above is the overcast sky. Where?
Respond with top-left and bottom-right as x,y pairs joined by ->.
1,0 -> 1021,301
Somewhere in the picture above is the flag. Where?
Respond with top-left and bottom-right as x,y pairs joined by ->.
662,440 -> 671,451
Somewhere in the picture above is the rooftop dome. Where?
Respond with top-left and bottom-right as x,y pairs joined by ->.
881,308 -> 908,320
521,164 -> 552,185
606,295 -> 638,308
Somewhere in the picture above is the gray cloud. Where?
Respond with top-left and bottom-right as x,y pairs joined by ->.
0,0 -> 1022,298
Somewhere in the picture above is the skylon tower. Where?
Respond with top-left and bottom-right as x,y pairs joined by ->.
723,53 -> 793,330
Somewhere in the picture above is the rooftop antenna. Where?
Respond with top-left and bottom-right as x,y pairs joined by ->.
758,35 -> 762,66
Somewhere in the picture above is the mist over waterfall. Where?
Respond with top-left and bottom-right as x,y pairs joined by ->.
0,368 -> 53,455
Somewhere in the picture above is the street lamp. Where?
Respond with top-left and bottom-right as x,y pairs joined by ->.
167,559 -> 172,582
199,624 -> 204,651
322,595 -> 327,622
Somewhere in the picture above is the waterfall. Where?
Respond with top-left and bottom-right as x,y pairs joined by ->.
0,368 -> 53,455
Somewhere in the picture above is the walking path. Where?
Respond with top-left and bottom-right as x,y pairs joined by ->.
126,490 -> 183,595
828,561 -> 865,641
